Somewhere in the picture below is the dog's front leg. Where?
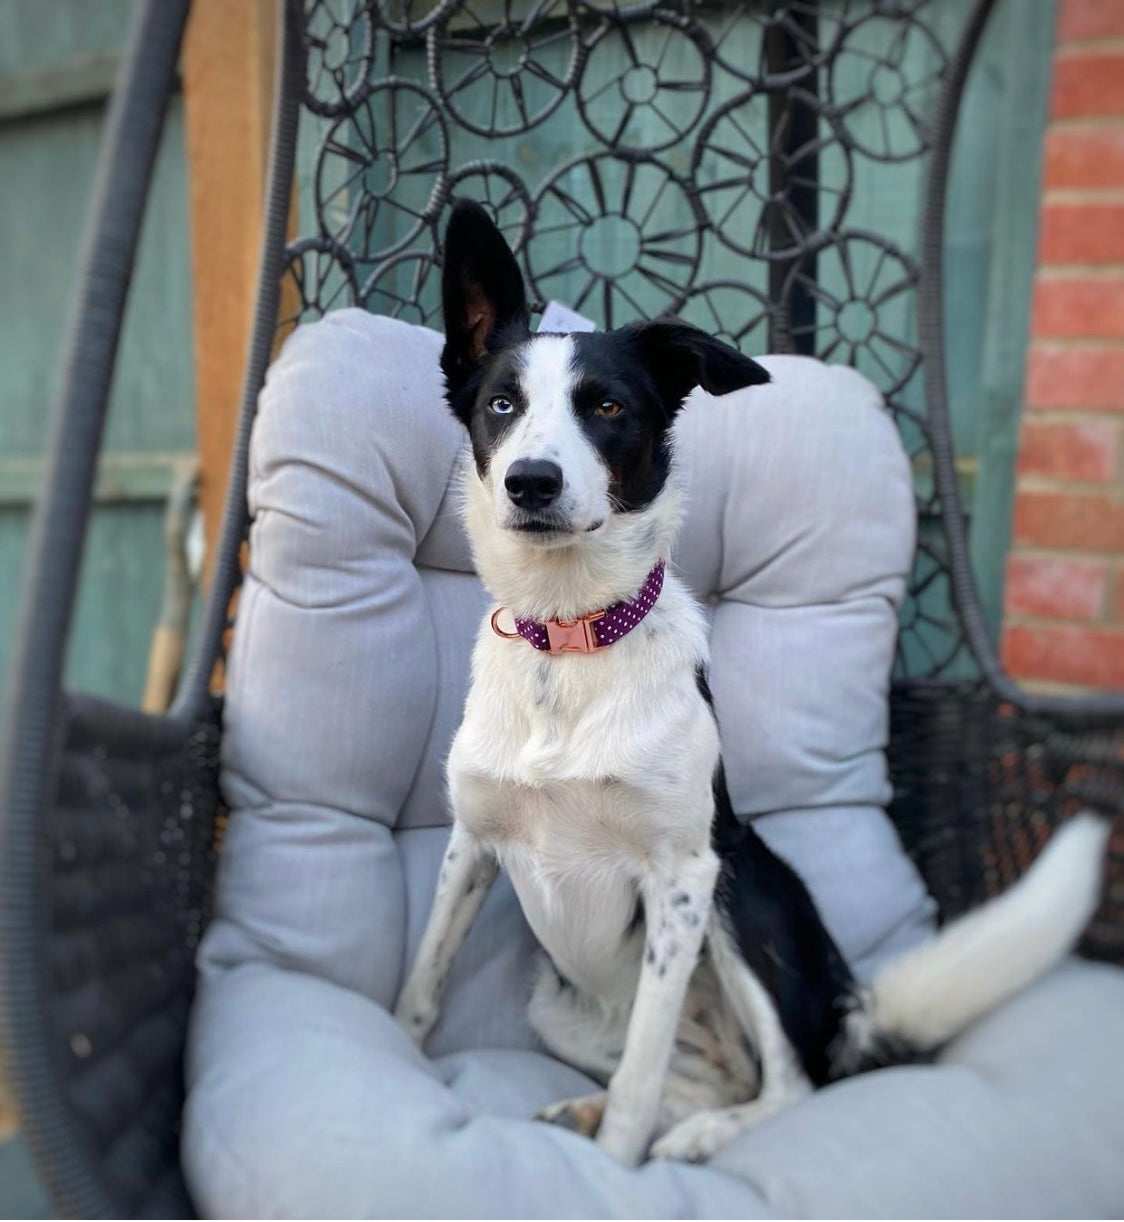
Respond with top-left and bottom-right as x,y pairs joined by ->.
394,820 -> 498,1047
596,848 -> 719,1166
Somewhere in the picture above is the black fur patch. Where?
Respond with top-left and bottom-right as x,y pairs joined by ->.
710,769 -> 857,1087
452,337 -> 529,477
560,333 -> 678,511
699,665 -> 858,1087
441,201 -> 530,413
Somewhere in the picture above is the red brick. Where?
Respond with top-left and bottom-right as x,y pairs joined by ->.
1002,623 -> 1124,688
1005,554 -> 1107,620
1111,569 -> 1124,619
1033,277 -> 1124,339
1013,489 -> 1124,550
1052,54 -> 1124,119
1039,203 -> 1124,264
1027,345 -> 1124,410
1058,0 -> 1124,42
1113,569 -> 1124,618
1017,417 -> 1119,481
1045,127 -> 1124,191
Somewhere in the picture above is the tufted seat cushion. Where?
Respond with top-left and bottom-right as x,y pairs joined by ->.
183,309 -> 1124,1218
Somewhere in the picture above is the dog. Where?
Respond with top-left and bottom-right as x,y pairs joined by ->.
394,199 -> 1109,1166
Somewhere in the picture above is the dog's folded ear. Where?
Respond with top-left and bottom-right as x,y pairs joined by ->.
441,201 -> 530,411
625,317 -> 770,421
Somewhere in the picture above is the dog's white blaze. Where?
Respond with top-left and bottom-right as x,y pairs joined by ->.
488,335 -> 611,534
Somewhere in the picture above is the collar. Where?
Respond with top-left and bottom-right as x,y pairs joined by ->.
490,562 -> 666,655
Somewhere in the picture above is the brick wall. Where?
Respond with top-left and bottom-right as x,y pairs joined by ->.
1001,0 -> 1124,692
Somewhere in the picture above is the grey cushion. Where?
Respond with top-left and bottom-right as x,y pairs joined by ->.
183,310 -> 1124,1217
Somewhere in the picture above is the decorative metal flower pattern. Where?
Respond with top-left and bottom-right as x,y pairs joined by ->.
438,162 -> 534,255
784,232 -> 920,394
374,0 -> 460,38
702,0 -> 849,90
361,248 -> 444,326
315,80 -> 449,261
528,153 -> 702,323
828,11 -> 948,161
693,86 -> 852,261
303,0 -> 374,116
427,0 -> 583,138
576,11 -> 712,154
282,236 -> 359,327
291,0 -> 972,677
680,280 -> 772,355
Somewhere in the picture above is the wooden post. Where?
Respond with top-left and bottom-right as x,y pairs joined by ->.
182,0 -> 292,580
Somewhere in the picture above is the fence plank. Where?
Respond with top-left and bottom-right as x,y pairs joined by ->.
183,0 -> 293,578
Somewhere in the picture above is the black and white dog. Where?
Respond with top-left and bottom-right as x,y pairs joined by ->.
395,201 -> 1109,1166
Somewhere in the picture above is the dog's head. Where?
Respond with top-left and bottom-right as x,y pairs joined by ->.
441,200 -> 770,549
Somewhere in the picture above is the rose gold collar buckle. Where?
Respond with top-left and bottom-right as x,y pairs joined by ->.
544,610 -> 605,655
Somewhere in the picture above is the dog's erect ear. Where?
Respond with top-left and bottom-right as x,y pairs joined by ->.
441,201 -> 530,406
626,317 -> 770,420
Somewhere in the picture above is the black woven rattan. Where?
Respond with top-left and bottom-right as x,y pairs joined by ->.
1,0 -> 1122,1216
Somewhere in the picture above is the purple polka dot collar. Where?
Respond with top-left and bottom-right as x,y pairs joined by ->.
490,562 -> 666,656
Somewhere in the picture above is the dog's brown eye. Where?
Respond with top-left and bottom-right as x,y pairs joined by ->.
595,400 -> 622,418
489,396 -> 515,416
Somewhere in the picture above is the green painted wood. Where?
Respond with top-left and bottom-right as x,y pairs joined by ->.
0,102 -> 195,458
0,451 -> 197,506
0,2 -> 196,712
0,0 -> 134,76
65,506 -> 175,701
0,48 -> 124,123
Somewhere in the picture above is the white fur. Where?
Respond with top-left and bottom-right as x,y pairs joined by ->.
397,332 -> 1110,1167
865,812 -> 1110,1049
393,822 -> 497,1043
651,918 -> 813,1162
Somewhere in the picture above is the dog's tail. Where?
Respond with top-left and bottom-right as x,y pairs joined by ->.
832,813 -> 1109,1076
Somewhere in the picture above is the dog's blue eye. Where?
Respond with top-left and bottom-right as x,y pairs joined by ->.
489,396 -> 514,416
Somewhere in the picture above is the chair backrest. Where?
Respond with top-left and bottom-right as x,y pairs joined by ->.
282,0 -> 999,683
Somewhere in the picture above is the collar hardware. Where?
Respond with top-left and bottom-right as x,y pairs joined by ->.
490,562 -> 665,655
544,611 -> 605,655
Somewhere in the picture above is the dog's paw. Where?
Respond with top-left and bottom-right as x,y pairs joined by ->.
650,1108 -> 743,1163
536,1092 -> 607,1138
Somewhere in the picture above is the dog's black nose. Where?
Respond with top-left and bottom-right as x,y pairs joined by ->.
505,459 -> 563,512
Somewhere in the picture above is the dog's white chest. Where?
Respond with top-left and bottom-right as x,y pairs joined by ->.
450,769 -> 648,998
445,586 -> 719,1000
